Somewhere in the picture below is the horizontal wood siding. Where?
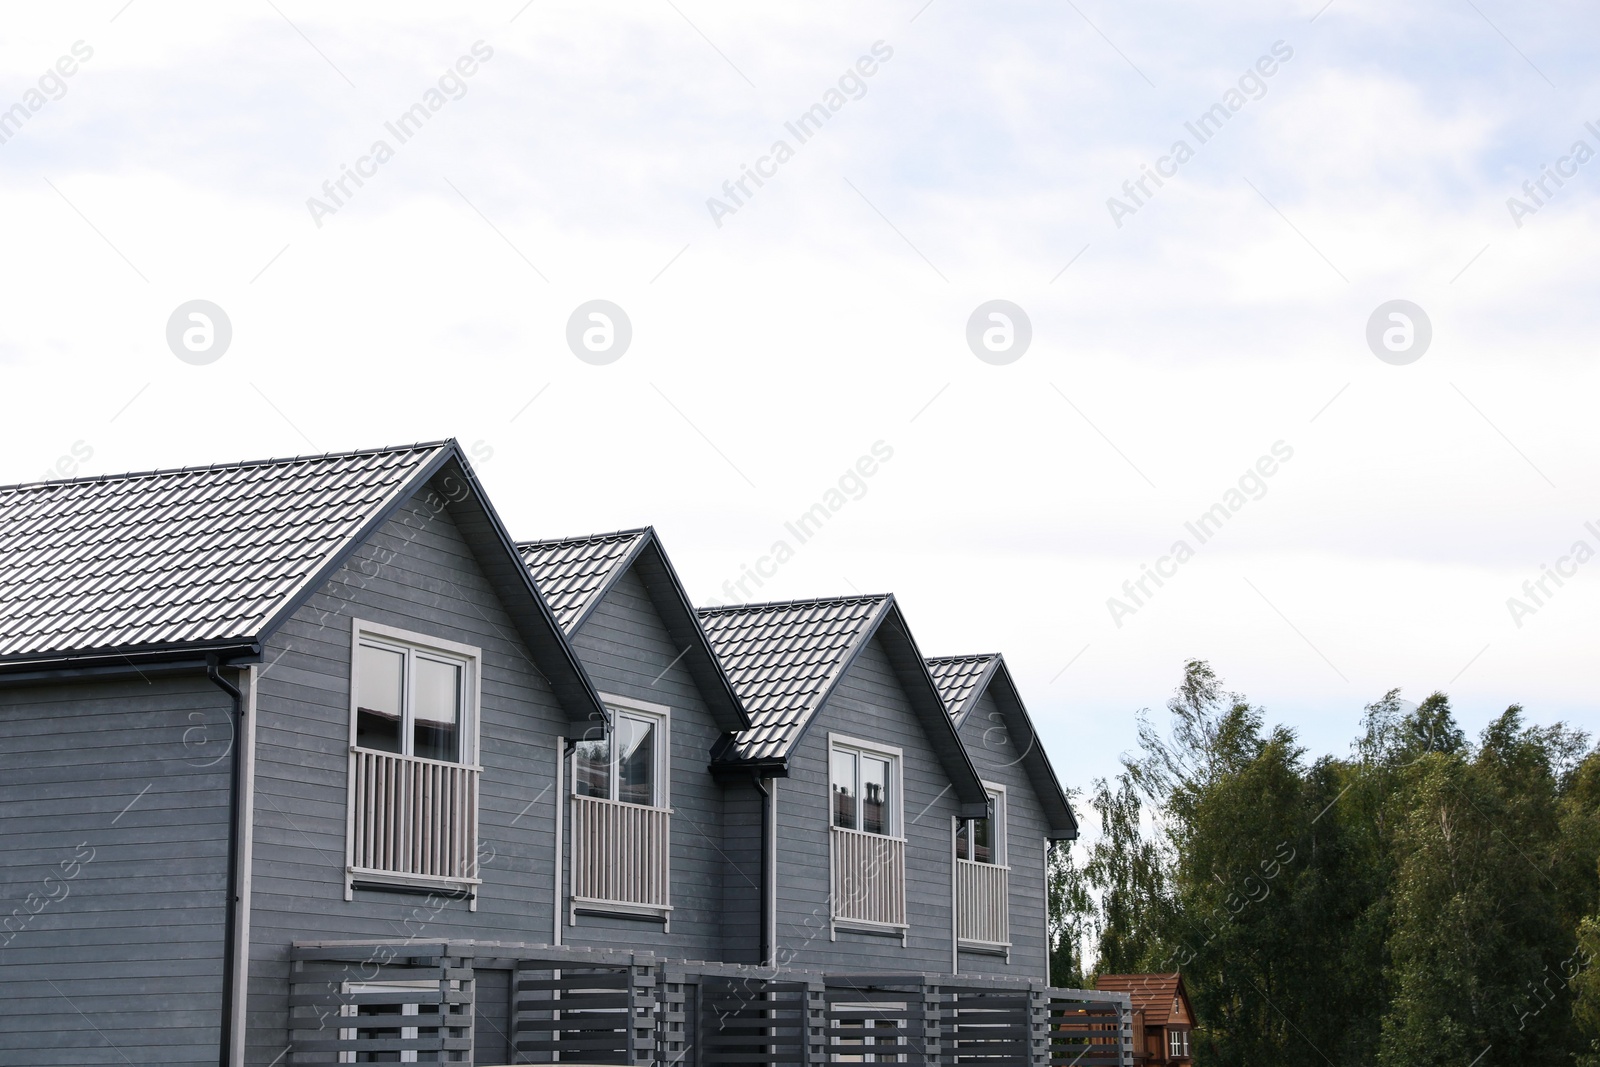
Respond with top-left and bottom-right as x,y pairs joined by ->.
958,688 -> 1053,979
246,488 -> 571,1066
0,674 -> 231,1065
774,635 -> 961,972
564,565 -> 726,958
720,779 -> 763,963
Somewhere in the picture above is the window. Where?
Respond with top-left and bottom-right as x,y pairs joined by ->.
1168,1028 -> 1190,1058
354,634 -> 471,763
831,742 -> 898,837
346,621 -> 482,895
573,705 -> 666,807
829,735 -> 906,932
955,782 -> 1010,947
567,696 -> 672,915
955,786 -> 1006,866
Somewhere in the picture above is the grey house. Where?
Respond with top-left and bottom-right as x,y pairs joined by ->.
0,441 -> 1129,1066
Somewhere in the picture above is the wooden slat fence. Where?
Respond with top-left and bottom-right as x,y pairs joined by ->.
287,944 -> 474,1064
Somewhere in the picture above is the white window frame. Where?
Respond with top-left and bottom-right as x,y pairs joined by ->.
1169,1027 -> 1190,1058
957,782 -> 1008,867
348,619 -> 481,765
571,693 -> 670,809
828,733 -> 903,838
565,693 -> 674,925
344,620 -> 483,902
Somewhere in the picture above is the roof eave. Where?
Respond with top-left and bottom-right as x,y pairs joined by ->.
626,531 -> 752,732
983,658 -> 1079,839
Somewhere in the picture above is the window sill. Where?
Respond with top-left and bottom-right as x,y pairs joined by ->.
958,938 -> 1012,956
347,868 -> 481,909
832,917 -> 909,939
570,896 -> 672,924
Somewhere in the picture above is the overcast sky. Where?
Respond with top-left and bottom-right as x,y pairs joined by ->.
3,0 -> 1598,797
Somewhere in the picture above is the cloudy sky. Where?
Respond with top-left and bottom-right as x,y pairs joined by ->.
3,0 -> 1597,794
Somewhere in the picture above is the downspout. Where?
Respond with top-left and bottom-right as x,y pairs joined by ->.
205,657 -> 245,1067
752,774 -> 773,968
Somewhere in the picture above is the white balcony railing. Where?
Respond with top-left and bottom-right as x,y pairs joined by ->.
831,826 -> 906,927
350,748 -> 481,882
956,859 -> 1010,946
570,793 -> 671,909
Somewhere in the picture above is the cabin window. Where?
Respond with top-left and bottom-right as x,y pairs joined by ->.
354,636 -> 470,763
828,734 -> 907,933
955,787 -> 1006,865
568,696 -> 672,916
955,782 -> 1010,947
572,705 -> 666,807
1168,1028 -> 1190,1058
346,621 -> 482,896
830,742 -> 898,836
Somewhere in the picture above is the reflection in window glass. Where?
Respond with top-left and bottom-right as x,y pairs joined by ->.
412,658 -> 461,761
971,811 -> 994,864
573,736 -> 610,799
355,645 -> 404,753
861,756 -> 889,836
616,716 -> 655,806
831,750 -> 857,830
955,819 -> 969,861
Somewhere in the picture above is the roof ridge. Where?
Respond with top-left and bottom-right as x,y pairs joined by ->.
516,527 -> 651,550
0,440 -> 453,496
697,592 -> 891,616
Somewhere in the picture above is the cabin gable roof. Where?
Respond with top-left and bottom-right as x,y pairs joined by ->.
1094,973 -> 1194,1029
927,651 -> 1078,839
699,594 -> 987,814
0,440 -> 606,724
518,528 -> 748,732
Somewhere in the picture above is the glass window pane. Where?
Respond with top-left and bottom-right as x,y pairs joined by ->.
972,813 -> 993,864
413,657 -> 462,762
573,735 -> 610,798
355,645 -> 403,753
616,715 -> 656,806
831,750 -> 857,830
861,756 -> 889,836
955,818 -> 969,861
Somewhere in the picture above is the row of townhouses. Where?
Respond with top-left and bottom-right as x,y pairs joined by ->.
0,440 -> 1134,1065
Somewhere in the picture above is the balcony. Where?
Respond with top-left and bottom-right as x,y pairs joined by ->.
956,858 -> 1010,948
831,826 -> 906,930
349,748 -> 481,888
571,793 -> 672,916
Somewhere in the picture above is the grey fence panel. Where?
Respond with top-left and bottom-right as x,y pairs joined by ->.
287,944 -> 475,1064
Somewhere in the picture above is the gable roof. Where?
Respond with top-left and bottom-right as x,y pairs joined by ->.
1093,973 -> 1191,1028
926,654 -> 995,722
0,443 -> 445,664
699,594 -> 988,815
0,441 -> 606,725
518,528 -> 748,733
926,652 -> 1079,840
518,530 -> 648,632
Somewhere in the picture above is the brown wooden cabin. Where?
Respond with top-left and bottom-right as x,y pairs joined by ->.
1094,973 -> 1196,1064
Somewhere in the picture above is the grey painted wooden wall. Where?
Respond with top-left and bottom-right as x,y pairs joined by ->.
562,564 -> 732,960
771,635 -> 965,973
0,673 -> 232,1065
244,488 -> 577,1065
957,687 -> 1052,981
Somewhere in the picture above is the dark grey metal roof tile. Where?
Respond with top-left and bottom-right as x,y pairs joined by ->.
925,654 -> 999,719
516,530 -> 648,633
696,594 -> 889,763
0,443 -> 447,662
